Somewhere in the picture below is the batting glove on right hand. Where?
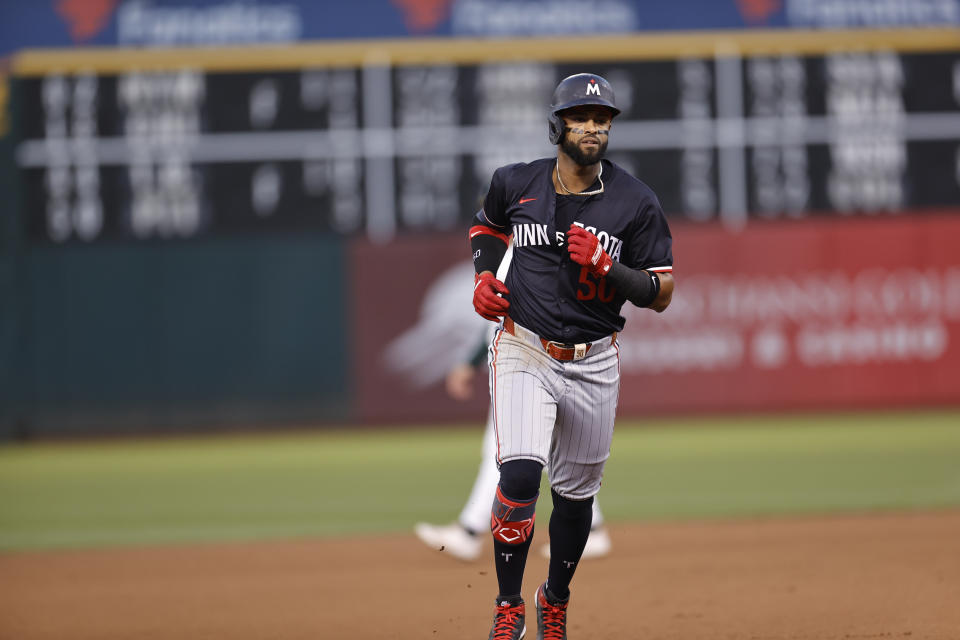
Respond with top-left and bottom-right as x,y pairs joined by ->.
567,224 -> 613,277
473,272 -> 510,321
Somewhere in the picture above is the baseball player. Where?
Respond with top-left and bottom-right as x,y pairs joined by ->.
470,73 -> 674,640
414,244 -> 612,563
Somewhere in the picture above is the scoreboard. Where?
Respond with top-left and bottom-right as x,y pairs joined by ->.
12,29 -> 960,244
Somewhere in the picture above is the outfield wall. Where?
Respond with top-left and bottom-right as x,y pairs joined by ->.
5,236 -> 351,437
12,212 -> 959,436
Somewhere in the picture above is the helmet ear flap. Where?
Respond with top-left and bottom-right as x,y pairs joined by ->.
548,112 -> 564,145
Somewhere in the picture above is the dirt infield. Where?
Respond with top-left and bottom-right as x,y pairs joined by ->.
1,510 -> 958,639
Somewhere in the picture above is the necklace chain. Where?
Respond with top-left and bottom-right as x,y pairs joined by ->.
556,161 -> 604,196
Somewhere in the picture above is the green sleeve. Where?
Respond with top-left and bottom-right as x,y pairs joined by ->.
468,332 -> 490,369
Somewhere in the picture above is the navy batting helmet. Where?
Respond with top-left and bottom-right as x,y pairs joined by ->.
548,73 -> 621,145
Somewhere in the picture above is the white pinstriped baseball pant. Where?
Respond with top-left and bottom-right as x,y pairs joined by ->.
487,319 -> 620,500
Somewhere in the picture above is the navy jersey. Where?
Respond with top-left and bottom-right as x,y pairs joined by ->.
474,157 -> 673,343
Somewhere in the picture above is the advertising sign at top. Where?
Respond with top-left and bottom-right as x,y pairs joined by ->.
1,0 -> 958,57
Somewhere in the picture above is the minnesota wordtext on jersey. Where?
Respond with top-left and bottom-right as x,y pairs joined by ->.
513,222 -> 624,262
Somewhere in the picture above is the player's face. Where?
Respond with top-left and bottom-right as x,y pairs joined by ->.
560,106 -> 613,166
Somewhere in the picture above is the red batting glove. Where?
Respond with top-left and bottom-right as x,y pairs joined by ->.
567,224 -> 613,277
473,272 -> 510,321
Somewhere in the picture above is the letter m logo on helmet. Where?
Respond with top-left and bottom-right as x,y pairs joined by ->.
547,73 -> 621,144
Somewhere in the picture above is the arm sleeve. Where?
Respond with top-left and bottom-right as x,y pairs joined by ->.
469,168 -> 511,274
607,261 -> 660,308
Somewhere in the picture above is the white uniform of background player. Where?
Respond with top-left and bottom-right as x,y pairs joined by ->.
414,244 -> 611,561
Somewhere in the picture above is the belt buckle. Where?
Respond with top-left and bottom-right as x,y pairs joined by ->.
545,340 -> 588,361
544,340 -> 569,361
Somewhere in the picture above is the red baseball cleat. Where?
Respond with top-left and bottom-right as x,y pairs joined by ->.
489,596 -> 526,640
535,582 -> 569,640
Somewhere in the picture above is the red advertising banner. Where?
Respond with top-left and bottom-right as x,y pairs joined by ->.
351,214 -> 960,423
619,213 -> 960,413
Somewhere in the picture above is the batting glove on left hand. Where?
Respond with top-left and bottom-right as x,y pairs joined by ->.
473,272 -> 510,321
567,224 -> 613,277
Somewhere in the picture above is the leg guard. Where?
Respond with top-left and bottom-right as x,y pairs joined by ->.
491,485 -> 537,544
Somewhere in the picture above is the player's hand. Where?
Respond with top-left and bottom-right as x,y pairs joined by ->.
567,224 -> 613,277
445,363 -> 475,401
473,272 -> 510,321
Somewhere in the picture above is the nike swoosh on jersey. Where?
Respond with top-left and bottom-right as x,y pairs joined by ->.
518,197 -> 537,204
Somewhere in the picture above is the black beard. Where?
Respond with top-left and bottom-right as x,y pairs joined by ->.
560,134 -> 608,167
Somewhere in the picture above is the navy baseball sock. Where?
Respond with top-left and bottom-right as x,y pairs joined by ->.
493,533 -> 535,599
546,489 -> 593,600
492,459 -> 542,598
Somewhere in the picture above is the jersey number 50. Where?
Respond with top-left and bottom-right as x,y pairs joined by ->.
576,267 -> 616,302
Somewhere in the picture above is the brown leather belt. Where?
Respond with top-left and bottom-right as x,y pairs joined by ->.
503,316 -> 615,362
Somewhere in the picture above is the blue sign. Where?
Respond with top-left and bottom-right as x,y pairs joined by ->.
1,0 -> 957,58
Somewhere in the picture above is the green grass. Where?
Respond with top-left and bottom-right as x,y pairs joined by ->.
0,410 -> 958,551
602,411 -> 960,519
